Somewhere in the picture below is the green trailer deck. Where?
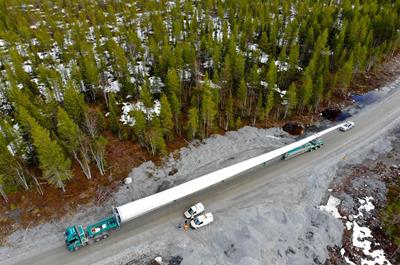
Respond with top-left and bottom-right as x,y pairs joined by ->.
282,139 -> 323,160
87,216 -> 119,238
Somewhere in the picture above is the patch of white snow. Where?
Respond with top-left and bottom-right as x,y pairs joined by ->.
319,195 -> 341,218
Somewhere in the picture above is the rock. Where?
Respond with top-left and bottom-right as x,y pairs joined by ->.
169,256 -> 183,265
168,168 -> 178,176
154,256 -> 163,264
321,108 -> 342,121
124,177 -> 132,185
157,180 -> 171,192
282,122 -> 305,135
348,215 -> 354,222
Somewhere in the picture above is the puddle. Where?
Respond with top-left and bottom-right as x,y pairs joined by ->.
352,89 -> 382,107
335,111 -> 352,121
330,89 -> 384,122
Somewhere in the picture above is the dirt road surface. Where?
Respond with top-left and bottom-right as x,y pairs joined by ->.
2,78 -> 400,264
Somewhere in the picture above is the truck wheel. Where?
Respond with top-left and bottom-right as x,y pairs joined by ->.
103,234 -> 108,239
95,237 -> 101,242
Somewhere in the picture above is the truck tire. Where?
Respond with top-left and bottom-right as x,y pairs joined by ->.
103,234 -> 108,239
95,237 -> 101,242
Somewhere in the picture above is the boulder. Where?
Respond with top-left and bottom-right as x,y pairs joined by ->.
124,177 -> 132,185
321,107 -> 342,121
282,122 -> 305,135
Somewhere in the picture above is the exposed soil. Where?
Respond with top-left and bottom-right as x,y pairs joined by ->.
351,51 -> 400,95
325,128 -> 400,264
1,53 -> 400,247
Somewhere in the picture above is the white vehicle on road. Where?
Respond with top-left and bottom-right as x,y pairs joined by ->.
184,202 -> 205,219
190,213 -> 214,229
339,121 -> 355,131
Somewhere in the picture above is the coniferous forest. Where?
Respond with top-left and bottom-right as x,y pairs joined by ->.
0,0 -> 399,201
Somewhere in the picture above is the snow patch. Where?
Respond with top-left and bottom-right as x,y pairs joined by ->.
354,196 -> 375,218
120,100 -> 161,126
319,195 -> 341,219
350,221 -> 392,265
104,80 -> 121,93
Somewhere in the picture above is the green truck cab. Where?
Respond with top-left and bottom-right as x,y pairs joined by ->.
64,215 -> 120,251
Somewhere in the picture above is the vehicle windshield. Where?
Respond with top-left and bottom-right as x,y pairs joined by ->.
194,218 -> 202,225
188,208 -> 194,214
67,237 -> 77,244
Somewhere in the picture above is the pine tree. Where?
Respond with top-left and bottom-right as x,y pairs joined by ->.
63,82 -> 88,125
187,105 -> 199,140
166,68 -> 182,98
57,107 -> 92,179
235,117 -> 242,129
265,60 -> 277,122
0,174 -> 8,203
313,75 -> 324,112
288,43 -> 300,75
285,82 -> 298,118
107,93 -> 120,134
265,89 -> 275,124
225,92 -> 234,131
145,118 -> 166,156
132,110 -> 146,144
159,94 -> 174,140
140,81 -> 153,109
335,53 -> 354,95
82,49 -> 100,92
30,116 -> 73,192
267,60 -> 277,90
0,124 -> 28,190
253,93 -> 264,126
300,71 -> 313,110
201,78 -> 217,138
237,79 -> 247,116
170,93 -> 181,134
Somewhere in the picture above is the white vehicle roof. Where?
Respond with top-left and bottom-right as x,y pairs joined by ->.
193,202 -> 204,211
195,212 -> 213,222
205,212 -> 213,220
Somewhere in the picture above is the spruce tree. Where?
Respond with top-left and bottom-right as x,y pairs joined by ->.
140,81 -> 153,109
285,82 -> 298,118
187,106 -> 199,140
201,78 -> 217,138
159,94 -> 174,140
57,107 -> 92,179
237,79 -> 247,116
301,71 -> 313,110
63,82 -> 88,125
132,110 -> 146,144
30,116 -> 73,192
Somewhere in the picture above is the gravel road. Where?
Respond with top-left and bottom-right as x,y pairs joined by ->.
2,76 -> 400,265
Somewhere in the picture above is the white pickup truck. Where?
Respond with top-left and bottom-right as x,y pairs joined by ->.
339,121 -> 355,132
184,202 -> 205,219
190,213 -> 214,229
